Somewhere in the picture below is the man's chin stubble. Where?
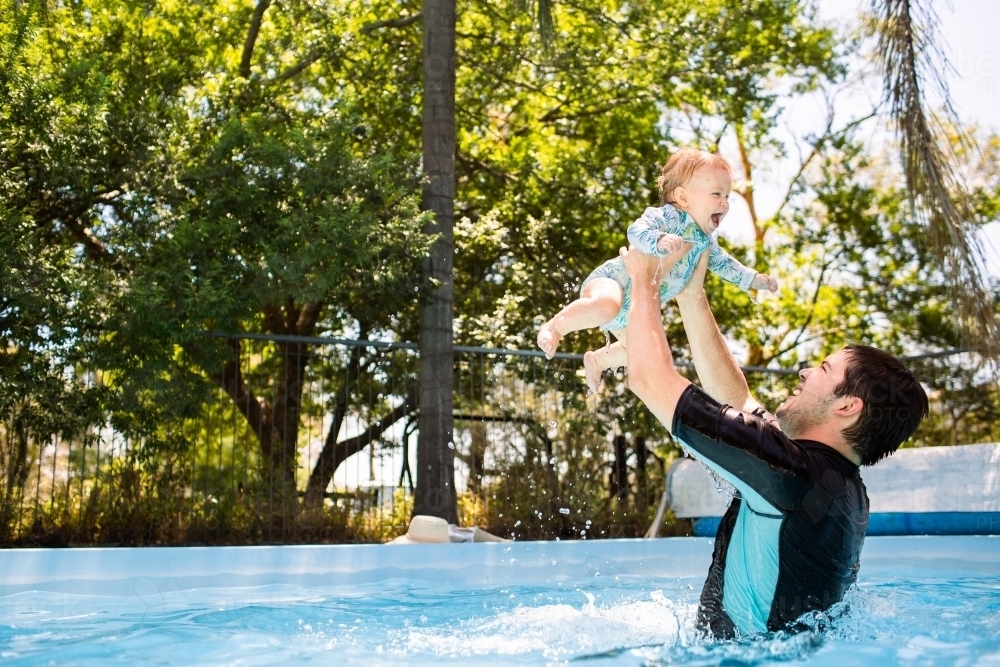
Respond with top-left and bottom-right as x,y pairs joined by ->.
776,397 -> 832,439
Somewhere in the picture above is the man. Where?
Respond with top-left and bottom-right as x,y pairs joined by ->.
619,245 -> 928,638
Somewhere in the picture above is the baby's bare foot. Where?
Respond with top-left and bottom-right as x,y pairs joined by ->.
537,323 -> 561,359
583,350 -> 602,394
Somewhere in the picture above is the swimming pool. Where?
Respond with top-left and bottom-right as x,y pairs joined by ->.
1,537 -> 997,665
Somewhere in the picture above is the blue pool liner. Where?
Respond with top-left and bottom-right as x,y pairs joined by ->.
0,536 -> 997,600
692,512 -> 1000,538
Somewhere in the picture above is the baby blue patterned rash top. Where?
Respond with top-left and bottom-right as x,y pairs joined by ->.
582,204 -> 758,331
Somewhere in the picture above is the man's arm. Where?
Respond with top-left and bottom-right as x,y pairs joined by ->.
675,251 -> 762,413
620,246 -> 691,431
624,247 -> 808,513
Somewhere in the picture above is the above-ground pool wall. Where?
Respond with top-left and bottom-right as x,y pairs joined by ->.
668,443 -> 1000,537
0,536 -> 997,600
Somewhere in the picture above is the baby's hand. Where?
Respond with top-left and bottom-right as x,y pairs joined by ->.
656,233 -> 686,255
751,273 -> 778,293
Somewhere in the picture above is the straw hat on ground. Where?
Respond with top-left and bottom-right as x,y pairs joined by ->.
388,515 -> 450,544
387,515 -> 510,544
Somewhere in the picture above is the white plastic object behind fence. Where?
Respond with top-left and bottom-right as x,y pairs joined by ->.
658,443 -> 1000,537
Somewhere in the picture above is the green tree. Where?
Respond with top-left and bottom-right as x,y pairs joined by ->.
450,0 -> 840,350
4,0 -> 999,545
0,0 -> 432,527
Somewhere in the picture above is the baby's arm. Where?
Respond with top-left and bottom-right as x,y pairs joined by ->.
627,206 -> 685,258
750,273 -> 778,292
706,242 -> 778,293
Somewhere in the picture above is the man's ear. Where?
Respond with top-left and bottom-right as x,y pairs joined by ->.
834,395 -> 864,420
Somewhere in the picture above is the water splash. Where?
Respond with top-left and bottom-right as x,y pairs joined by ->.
395,589 -> 690,661
652,258 -> 663,286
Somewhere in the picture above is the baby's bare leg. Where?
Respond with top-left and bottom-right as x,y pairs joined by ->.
537,278 -> 622,359
583,329 -> 628,394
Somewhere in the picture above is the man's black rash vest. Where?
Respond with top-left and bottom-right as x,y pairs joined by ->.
670,384 -> 869,637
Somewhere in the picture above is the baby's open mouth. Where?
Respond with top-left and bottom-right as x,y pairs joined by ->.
711,212 -> 722,227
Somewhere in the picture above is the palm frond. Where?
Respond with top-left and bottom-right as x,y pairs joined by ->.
870,0 -> 1000,357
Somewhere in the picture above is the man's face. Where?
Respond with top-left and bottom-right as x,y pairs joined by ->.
775,349 -> 853,438
681,167 -> 732,235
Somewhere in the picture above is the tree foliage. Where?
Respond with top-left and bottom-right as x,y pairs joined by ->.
1,0 -> 431,524
2,0 -> 999,542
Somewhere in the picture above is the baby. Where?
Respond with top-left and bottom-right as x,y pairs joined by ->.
536,148 -> 778,392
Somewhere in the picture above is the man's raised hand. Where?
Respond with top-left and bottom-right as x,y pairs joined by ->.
677,247 -> 709,300
620,241 -> 692,284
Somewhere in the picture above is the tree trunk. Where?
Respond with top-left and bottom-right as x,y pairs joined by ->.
612,435 -> 629,503
304,390 -> 418,508
734,124 -> 763,245
302,344 -> 364,508
266,340 -> 308,524
634,435 -> 649,512
413,0 -> 457,523
212,301 -> 323,528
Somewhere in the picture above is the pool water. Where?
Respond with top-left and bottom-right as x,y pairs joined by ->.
0,538 -> 998,665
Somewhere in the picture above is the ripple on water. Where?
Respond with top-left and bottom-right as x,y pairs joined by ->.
0,574 -> 998,665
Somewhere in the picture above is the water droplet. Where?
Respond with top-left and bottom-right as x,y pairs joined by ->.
514,520 -> 521,527
509,559 -> 517,565
559,507 -> 570,515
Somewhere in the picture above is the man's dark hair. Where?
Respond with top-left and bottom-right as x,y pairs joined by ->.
834,345 -> 929,466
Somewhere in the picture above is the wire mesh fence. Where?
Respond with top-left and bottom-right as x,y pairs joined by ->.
0,334 -> 992,547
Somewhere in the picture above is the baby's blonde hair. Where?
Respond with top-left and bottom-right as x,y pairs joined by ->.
657,148 -> 732,205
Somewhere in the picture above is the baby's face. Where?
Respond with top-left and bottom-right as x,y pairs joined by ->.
680,167 -> 732,235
